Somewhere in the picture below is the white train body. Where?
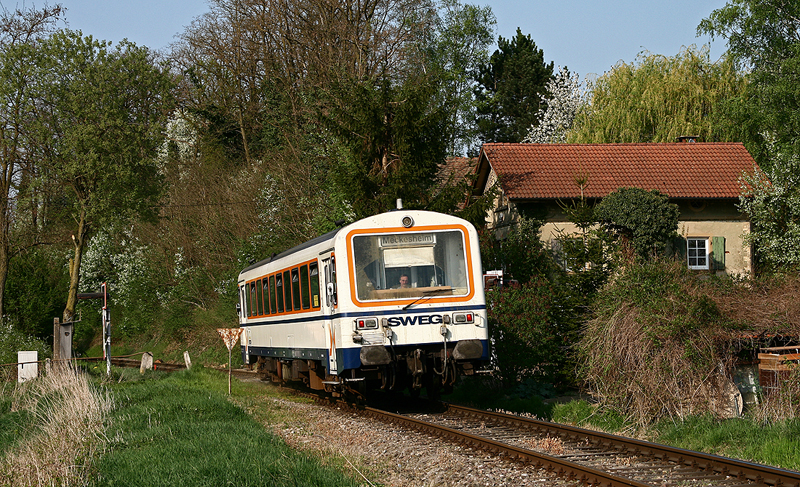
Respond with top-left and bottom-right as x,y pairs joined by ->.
237,210 -> 488,396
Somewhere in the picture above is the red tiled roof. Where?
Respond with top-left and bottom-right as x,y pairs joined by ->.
479,142 -> 760,200
438,156 -> 477,185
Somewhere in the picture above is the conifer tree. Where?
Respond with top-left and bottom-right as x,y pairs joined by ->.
473,28 -> 554,146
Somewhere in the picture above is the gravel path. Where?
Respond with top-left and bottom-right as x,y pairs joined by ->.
268,397 -> 581,487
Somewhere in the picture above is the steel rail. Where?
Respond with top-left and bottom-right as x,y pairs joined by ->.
445,404 -> 800,487
363,405 -> 652,487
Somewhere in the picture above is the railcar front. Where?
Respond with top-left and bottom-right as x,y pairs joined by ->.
237,210 -> 489,398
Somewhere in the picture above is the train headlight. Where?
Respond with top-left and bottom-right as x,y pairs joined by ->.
401,215 -> 414,228
355,318 -> 378,330
452,312 -> 474,324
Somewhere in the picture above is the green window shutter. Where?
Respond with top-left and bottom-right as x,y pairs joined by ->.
712,236 -> 725,270
673,236 -> 687,259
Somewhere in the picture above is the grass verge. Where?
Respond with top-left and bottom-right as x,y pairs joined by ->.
551,399 -> 800,471
1,366 -> 111,486
88,366 -> 361,487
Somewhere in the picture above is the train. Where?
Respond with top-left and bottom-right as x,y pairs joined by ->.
237,207 -> 489,399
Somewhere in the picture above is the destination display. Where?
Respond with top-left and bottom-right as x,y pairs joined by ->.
379,233 -> 435,248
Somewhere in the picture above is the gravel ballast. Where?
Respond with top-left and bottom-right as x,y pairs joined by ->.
268,397 -> 580,487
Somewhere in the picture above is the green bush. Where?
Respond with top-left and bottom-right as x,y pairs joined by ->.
488,278 -> 573,386
594,187 -> 679,261
0,326 -> 49,367
5,247 -> 69,339
577,258 -> 736,426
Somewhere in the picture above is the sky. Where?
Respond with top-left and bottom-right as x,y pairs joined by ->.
53,0 -> 730,79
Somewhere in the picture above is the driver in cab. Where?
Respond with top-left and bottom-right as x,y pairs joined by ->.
397,274 -> 411,289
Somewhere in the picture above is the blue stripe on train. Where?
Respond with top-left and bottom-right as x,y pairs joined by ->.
241,303 -> 487,327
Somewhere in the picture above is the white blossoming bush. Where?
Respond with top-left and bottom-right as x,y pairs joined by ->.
81,230 -> 162,336
157,110 -> 199,173
524,66 -> 586,144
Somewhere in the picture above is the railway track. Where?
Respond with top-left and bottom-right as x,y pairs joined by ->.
354,402 -> 800,487
92,356 -> 800,487
95,356 -> 258,377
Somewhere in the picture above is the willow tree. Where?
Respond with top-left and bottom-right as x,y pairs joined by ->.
569,46 -> 746,144
32,31 -> 175,323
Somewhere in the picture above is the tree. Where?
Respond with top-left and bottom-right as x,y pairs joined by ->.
324,74 -> 449,219
699,0 -> 800,171
739,150 -> 800,271
568,46 -> 746,144
523,66 -> 585,144
173,0 -> 434,165
0,5 -> 64,321
425,0 -> 495,155
473,28 -> 554,146
699,1 -> 800,271
594,187 -> 680,262
31,31 -> 175,323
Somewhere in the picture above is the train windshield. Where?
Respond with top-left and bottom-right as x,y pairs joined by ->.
352,230 -> 470,301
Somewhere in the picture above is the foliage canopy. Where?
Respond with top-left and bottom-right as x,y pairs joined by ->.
473,28 -> 554,146
569,46 -> 746,144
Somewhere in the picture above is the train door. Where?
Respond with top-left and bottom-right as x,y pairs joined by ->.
322,254 -> 338,374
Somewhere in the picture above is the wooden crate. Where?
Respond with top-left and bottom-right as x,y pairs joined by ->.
758,346 -> 800,395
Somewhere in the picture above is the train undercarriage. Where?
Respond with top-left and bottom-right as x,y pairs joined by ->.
249,341 -> 485,400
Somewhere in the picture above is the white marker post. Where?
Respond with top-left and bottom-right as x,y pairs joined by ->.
217,328 -> 244,395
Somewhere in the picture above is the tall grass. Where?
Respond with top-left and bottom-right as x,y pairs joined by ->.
0,366 -> 112,486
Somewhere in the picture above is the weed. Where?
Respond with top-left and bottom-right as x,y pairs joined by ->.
0,366 -> 112,486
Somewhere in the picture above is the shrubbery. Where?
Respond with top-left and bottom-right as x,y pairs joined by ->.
488,279 -> 566,384
594,187 -> 679,262
482,218 -> 588,388
577,258 -> 739,426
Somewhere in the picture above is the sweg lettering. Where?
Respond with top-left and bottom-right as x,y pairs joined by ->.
386,314 -> 443,327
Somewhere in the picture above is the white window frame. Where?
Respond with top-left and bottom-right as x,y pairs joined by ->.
687,237 -> 709,270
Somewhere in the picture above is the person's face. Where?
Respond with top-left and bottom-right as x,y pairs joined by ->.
399,276 -> 410,288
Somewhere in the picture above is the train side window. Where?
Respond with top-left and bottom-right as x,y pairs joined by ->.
330,256 -> 338,307
300,265 -> 310,309
276,274 -> 284,313
283,270 -> 292,312
309,262 -> 320,308
291,268 -> 301,311
269,275 -> 277,314
249,282 -> 256,317
256,279 -> 263,316
244,283 -> 251,317
264,277 -> 269,315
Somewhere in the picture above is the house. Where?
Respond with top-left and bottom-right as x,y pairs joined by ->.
472,141 -> 761,276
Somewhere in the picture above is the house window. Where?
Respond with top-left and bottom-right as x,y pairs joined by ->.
687,238 -> 709,270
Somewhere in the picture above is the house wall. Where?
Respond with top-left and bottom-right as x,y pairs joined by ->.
487,191 -> 753,276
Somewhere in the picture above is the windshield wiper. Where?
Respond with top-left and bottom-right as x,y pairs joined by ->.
402,289 -> 448,310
